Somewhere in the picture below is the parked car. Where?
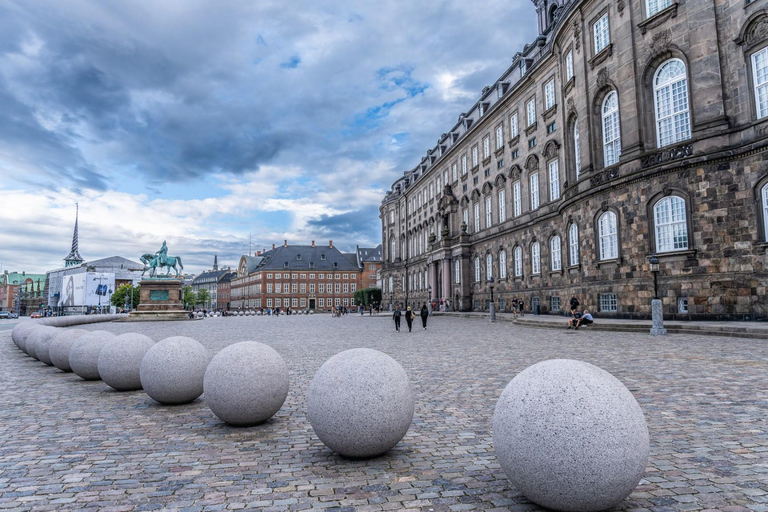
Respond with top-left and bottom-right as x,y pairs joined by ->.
8,312 -> 17,319
0,311 -> 10,319
30,313 -> 42,318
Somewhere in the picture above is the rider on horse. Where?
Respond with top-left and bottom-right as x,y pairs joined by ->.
155,241 -> 168,267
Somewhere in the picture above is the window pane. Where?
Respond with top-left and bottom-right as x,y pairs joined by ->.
654,60 -> 691,146
654,196 -> 688,252
599,212 -> 618,260
569,224 -> 580,266
753,47 -> 768,119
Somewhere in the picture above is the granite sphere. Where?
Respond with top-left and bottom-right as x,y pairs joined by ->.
203,342 -> 289,426
140,336 -> 209,405
12,322 -> 37,353
98,333 -> 156,391
307,348 -> 414,458
70,331 -> 115,380
49,329 -> 87,372
493,359 -> 649,512
33,326 -> 61,365
26,325 -> 57,362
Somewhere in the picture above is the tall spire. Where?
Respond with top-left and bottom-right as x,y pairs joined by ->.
213,254 -> 218,271
64,203 -> 84,267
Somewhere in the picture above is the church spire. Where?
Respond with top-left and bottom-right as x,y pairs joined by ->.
64,203 -> 84,267
213,254 -> 218,271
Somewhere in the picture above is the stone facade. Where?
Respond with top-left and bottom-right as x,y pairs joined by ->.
380,0 -> 768,320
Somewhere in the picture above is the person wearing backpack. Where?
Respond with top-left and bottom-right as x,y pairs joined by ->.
393,305 -> 402,332
420,303 -> 429,330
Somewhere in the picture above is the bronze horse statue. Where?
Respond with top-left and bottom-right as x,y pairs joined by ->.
141,253 -> 183,278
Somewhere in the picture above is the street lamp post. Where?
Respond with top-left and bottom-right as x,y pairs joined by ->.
389,291 -> 394,312
649,255 -> 666,335
427,285 -> 432,316
488,277 -> 496,322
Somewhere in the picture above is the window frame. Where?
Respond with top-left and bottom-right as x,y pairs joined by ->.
565,49 -> 574,81
602,91 -> 621,167
550,235 -> 562,271
526,97 -> 537,127
573,119 -> 582,180
514,246 -> 523,277
474,202 -> 480,232
498,189 -> 507,223
474,257 -> 481,282
544,79 -> 556,111
568,223 -> 580,267
485,196 -> 492,228
499,250 -> 507,279
593,13 -> 610,55
653,195 -> 689,253
486,253 -> 493,281
548,159 -> 560,201
510,112 -> 519,138
513,181 -> 522,217
646,0 -> 672,18
496,124 -> 504,150
531,241 -> 541,274
530,172 -> 540,210
752,45 -> 768,119
653,58 -> 691,148
597,210 -> 619,261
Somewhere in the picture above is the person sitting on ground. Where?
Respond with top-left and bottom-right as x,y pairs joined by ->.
567,309 -> 582,329
575,309 -> 594,329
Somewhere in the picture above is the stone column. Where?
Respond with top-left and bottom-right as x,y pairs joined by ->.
442,257 -> 451,310
649,298 -> 667,335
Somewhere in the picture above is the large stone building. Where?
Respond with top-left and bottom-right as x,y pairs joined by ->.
0,271 -> 47,315
380,0 -> 768,320
190,255 -> 236,310
230,240 -> 364,311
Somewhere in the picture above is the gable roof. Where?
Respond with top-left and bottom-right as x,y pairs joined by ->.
250,245 -> 360,272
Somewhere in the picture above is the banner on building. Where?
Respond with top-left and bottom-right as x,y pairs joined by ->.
84,273 -> 115,306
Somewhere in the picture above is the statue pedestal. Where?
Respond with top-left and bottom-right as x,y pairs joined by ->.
128,279 -> 188,321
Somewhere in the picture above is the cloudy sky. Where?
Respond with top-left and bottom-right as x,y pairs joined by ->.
0,0 -> 536,276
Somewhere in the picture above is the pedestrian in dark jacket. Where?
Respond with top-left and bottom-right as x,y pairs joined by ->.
393,305 -> 402,332
570,295 -> 580,312
405,306 -> 414,332
420,304 -> 429,330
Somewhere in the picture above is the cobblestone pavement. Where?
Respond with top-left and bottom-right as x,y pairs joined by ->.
1,315 -> 767,512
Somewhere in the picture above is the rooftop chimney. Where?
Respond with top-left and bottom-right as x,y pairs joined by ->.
329,240 -> 333,248
272,243 -> 276,250
311,240 -> 315,248
284,239 -> 288,247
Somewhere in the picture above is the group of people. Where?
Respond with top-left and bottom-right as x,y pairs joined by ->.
566,296 -> 594,329
392,304 -> 429,332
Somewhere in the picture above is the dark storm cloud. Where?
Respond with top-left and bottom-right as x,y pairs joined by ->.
307,207 -> 381,242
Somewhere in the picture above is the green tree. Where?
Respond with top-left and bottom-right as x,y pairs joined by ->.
353,287 -> 382,307
111,284 -> 140,309
182,286 -> 196,310
195,289 -> 210,307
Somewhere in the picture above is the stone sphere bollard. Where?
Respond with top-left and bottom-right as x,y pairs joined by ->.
98,333 -> 156,391
25,325 -> 57,362
307,348 -> 414,458
238,310 -> 244,316
50,329 -> 87,372
33,326 -> 61,365
70,331 -> 116,380
204,341 -> 289,426
12,322 -> 39,354
140,336 -> 209,405
493,359 -> 649,512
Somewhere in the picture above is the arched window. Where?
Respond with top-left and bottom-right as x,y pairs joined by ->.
390,237 -> 396,262
474,257 -> 481,282
598,211 -> 618,260
569,223 -> 580,266
514,246 -> 523,277
454,258 -> 461,283
654,59 -> 691,147
654,196 -> 688,252
499,250 -> 507,279
573,120 -> 581,179
550,236 -> 562,271
531,242 -> 541,274
486,253 -> 493,280
754,46 -> 768,119
602,91 -> 621,166
763,183 -> 768,241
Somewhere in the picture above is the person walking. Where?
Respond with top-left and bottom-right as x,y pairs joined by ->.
405,306 -> 414,332
393,304 -> 402,332
420,303 -> 429,330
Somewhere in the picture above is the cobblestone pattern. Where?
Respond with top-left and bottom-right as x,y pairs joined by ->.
1,315 -> 767,511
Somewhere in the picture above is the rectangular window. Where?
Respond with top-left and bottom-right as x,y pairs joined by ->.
275,298 -> 282,307
496,124 -> 504,150
513,182 -> 521,217
283,273 -> 289,279
266,274 -> 272,279
600,293 -> 618,312
498,189 -> 506,223
342,273 -> 348,279
267,283 -> 273,293
275,283 -> 282,293
343,298 -> 349,306
527,98 -> 536,126
677,297 -> 689,314
292,273 -> 298,279
292,298 -> 298,307
511,149 -> 519,159
267,298 -> 273,307
452,163 -> 458,181
462,155 -> 468,175
594,13 -> 610,54
300,283 -> 306,293
485,196 -> 492,228
510,112 -> 519,138
300,298 -> 306,307
529,138 -> 537,148
647,0 -> 672,18
548,160 -> 560,201
455,259 -> 461,283
753,47 -> 768,119
474,203 -> 480,232
319,283 -> 325,293
472,145 -> 479,167
484,168 -> 491,177
545,79 -> 556,110
530,173 -> 540,210
463,208 -> 469,229
547,122 -> 556,134
483,135 -> 490,159
335,283 -> 341,293
309,283 -> 315,293
497,159 -> 504,169
565,50 -> 574,80
292,283 -> 298,293
335,298 -> 341,306
351,283 -> 357,292
343,283 -> 349,293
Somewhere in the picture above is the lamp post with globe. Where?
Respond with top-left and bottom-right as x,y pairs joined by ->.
488,277 -> 496,322
649,255 -> 666,335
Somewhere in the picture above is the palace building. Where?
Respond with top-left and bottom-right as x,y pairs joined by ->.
380,0 -> 768,319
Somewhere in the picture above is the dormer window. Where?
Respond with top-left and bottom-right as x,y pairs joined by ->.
309,262 -> 315,268
296,254 -> 301,260
520,60 -> 527,77
283,262 -> 289,268
321,254 -> 326,260
333,262 -> 338,268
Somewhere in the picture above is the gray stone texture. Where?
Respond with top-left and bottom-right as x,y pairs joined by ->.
98,333 -> 156,391
33,326 -> 60,366
203,341 -> 289,426
69,331 -> 115,380
11,321 -> 39,354
650,298 -> 668,335
139,336 -> 209,405
493,358 -> 649,511
25,325 -> 57,362
49,329 -> 87,372
307,347 -> 414,458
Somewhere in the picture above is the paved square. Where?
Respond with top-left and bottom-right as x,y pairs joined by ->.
1,315 -> 767,511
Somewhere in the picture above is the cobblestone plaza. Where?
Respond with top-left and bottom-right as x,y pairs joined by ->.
1,316 -> 767,511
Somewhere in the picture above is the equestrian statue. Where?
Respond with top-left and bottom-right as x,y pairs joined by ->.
141,240 -> 184,278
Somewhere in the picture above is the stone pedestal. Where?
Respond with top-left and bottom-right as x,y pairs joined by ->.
489,302 -> 496,322
649,298 -> 667,335
128,279 -> 188,321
